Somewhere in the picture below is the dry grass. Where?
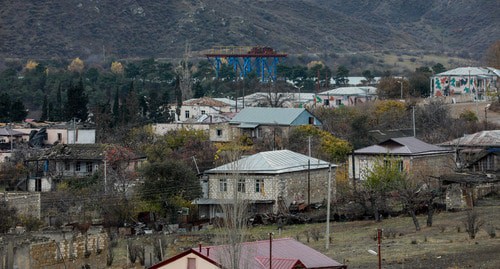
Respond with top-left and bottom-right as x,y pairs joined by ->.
113,196 -> 500,268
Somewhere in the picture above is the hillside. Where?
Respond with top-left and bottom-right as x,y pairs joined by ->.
0,0 -> 498,62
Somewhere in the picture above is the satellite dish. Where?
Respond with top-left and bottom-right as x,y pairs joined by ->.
368,249 -> 378,256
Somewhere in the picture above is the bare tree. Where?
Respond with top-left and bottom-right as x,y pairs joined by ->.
214,140 -> 251,269
463,209 -> 484,239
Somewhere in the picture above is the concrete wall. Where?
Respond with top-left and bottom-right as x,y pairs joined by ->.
15,128 -> 96,145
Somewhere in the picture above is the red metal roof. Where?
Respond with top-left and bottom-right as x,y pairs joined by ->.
194,237 -> 346,269
255,256 -> 306,269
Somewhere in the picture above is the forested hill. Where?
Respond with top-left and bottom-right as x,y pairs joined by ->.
0,0 -> 498,61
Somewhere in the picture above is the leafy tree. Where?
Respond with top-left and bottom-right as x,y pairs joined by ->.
334,65 -> 350,86
68,57 -> 85,73
409,68 -> 431,97
287,125 -> 352,162
432,63 -> 447,74
362,70 -> 375,85
484,40 -> 500,68
358,155 -> 405,222
0,201 -> 18,233
140,159 -> 201,218
110,62 -> 124,75
86,67 -> 100,85
377,77 -> 407,99
65,79 -> 88,121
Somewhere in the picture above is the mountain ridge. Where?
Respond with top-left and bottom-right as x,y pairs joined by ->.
0,0 -> 498,61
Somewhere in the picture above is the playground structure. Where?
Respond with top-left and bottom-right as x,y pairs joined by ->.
205,46 -> 287,82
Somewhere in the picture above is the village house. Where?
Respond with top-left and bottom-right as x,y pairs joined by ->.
196,149 -> 335,219
431,67 -> 499,102
228,107 -> 321,142
0,127 -> 27,162
316,86 -> 377,108
150,237 -> 346,269
437,130 -> 500,209
22,144 -> 145,192
174,97 -> 236,122
349,137 -> 455,182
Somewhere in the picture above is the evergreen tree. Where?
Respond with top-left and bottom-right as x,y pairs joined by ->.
40,95 -> 48,121
112,87 -> 120,125
0,93 -> 11,122
65,79 -> 88,121
10,99 -> 28,122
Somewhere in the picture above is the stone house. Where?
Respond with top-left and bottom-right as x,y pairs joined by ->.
316,86 -> 377,108
349,137 -> 455,182
431,67 -> 499,102
228,107 -> 321,142
174,97 -> 236,122
23,144 -> 145,192
437,130 -> 500,209
196,150 -> 335,219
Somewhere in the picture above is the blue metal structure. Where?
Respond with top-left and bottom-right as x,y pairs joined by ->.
205,46 -> 287,82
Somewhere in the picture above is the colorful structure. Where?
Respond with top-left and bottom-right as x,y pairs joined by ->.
431,67 -> 499,101
205,46 -> 287,82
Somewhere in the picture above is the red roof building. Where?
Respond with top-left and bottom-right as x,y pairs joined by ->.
150,237 -> 346,269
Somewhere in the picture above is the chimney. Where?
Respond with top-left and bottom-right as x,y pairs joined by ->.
199,243 -> 202,252
206,247 -> 210,257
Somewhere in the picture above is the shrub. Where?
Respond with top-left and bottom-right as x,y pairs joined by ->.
463,210 -> 484,239
485,225 -> 496,238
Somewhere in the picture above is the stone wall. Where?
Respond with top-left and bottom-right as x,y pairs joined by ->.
28,232 -> 108,269
207,167 -> 334,212
0,192 -> 41,219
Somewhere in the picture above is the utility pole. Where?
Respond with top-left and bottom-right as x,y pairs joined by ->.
412,106 -> 416,137
325,163 -> 332,250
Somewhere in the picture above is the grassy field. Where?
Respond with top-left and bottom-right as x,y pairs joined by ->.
112,195 -> 500,269
272,196 -> 500,269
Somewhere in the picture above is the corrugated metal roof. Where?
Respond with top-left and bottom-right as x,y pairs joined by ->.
439,130 -> 500,147
435,67 -> 498,77
205,149 -> 333,174
196,238 -> 345,269
255,257 -> 305,269
319,86 -> 377,96
230,107 -> 311,126
183,97 -> 232,107
0,128 -> 26,136
355,137 -> 452,155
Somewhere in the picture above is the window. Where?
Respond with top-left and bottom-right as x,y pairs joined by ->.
75,162 -> 81,172
384,159 -> 403,172
336,99 -> 342,106
219,179 -> 227,192
237,179 -> 246,193
216,129 -> 223,137
255,179 -> 264,193
57,133 -> 62,141
187,258 -> 196,269
64,161 -> 70,171
185,110 -> 190,119
86,162 -> 93,173
201,110 -> 206,115
308,117 -> 314,125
